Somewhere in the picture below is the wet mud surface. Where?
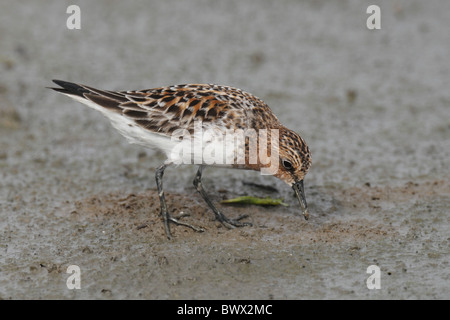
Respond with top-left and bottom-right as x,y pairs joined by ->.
3,178 -> 447,299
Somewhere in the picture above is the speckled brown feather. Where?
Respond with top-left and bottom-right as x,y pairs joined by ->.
59,83 -> 280,135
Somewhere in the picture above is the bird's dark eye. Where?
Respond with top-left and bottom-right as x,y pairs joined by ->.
282,159 -> 294,171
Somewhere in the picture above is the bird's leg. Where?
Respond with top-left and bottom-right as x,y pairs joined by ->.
155,163 -> 204,239
155,164 -> 171,237
193,166 -> 252,229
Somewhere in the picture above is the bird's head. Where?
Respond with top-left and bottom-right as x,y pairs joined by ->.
273,128 -> 312,219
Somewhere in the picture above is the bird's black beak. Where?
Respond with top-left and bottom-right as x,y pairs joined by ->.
292,180 -> 309,220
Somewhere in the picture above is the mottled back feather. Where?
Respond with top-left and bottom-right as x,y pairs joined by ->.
52,80 -> 281,136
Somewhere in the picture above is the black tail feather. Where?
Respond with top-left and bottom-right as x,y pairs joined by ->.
49,80 -> 89,98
